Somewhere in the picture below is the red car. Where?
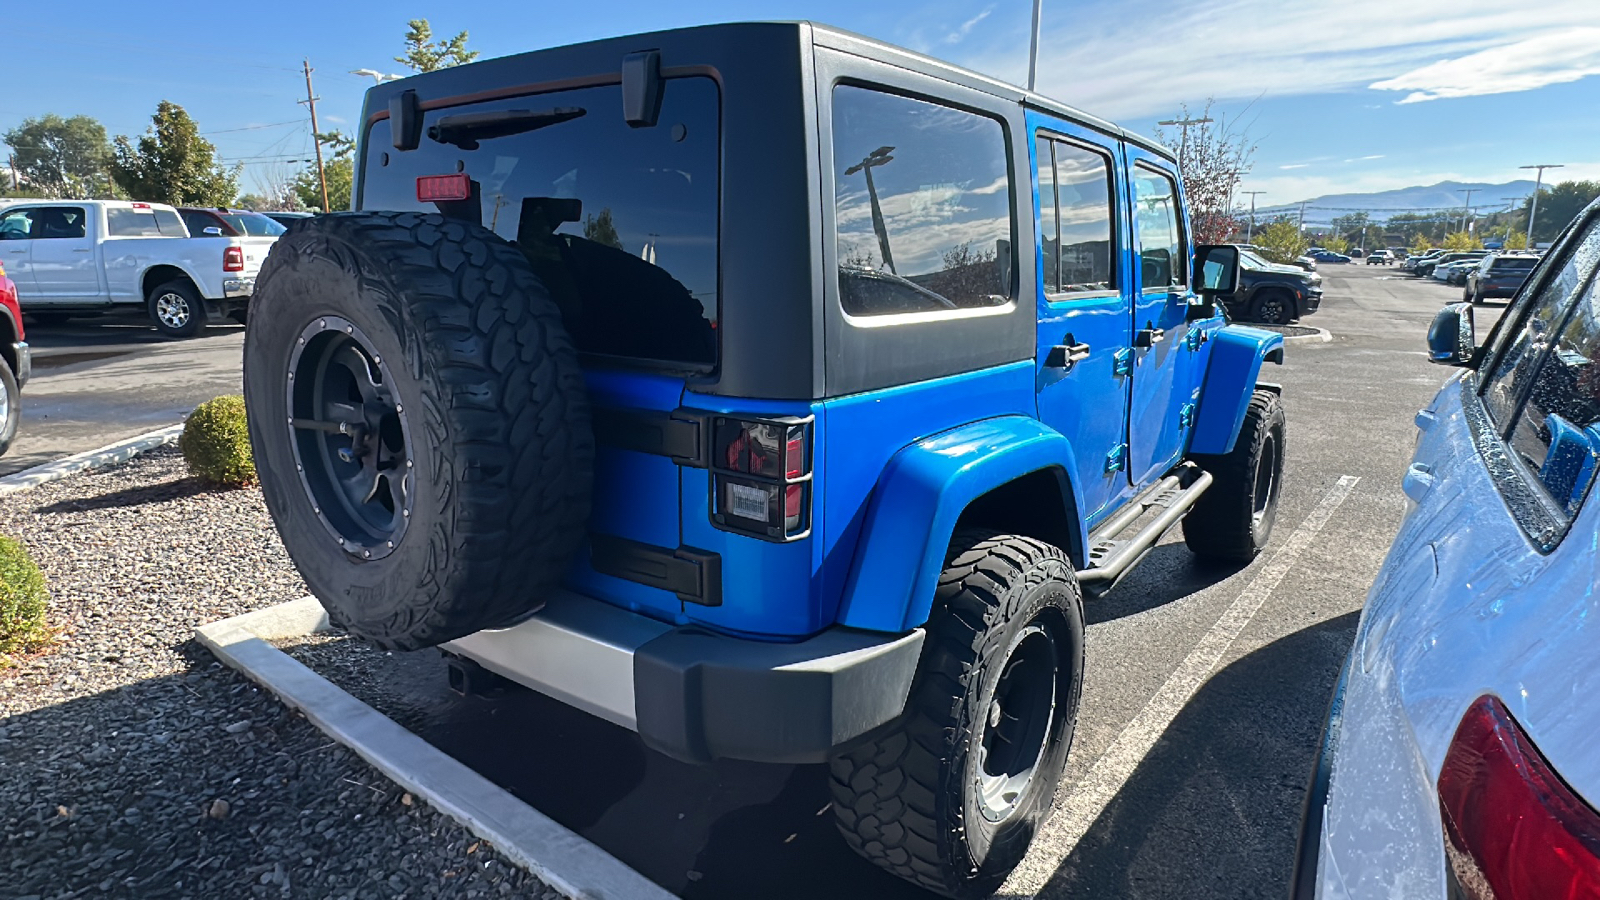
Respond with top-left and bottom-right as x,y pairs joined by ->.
0,259 -> 29,456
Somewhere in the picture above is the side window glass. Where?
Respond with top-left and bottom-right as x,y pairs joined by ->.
1132,166 -> 1184,291
1482,218 -> 1600,428
0,209 -> 33,240
1050,140 -> 1115,293
37,207 -> 87,240
182,211 -> 220,236
106,208 -> 162,237
833,85 -> 1014,317
153,209 -> 185,236
1506,269 -> 1600,517
1036,136 -> 1059,294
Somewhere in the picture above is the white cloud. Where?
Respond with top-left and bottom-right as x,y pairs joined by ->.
947,0 -> 1600,119
1369,28 -> 1600,102
1280,164 -> 1310,170
945,6 -> 993,45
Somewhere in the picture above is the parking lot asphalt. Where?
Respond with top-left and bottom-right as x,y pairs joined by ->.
274,265 -> 1506,899
0,314 -> 243,477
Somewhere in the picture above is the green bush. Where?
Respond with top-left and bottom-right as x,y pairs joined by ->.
181,395 -> 256,487
0,534 -> 49,657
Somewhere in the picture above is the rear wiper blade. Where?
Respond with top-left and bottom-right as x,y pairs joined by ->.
427,107 -> 586,150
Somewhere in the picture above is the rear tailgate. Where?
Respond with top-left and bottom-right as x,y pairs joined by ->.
235,236 -> 278,280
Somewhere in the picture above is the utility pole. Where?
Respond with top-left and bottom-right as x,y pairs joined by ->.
1156,113 -> 1213,175
5,154 -> 15,192
1027,0 -> 1043,92
1520,163 -> 1564,246
299,59 -> 331,212
1458,188 -> 1479,233
1297,200 -> 1309,232
1243,190 -> 1266,242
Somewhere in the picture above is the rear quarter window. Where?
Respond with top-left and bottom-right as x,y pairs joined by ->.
107,208 -> 163,237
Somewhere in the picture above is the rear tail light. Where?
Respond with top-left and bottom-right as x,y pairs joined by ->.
223,247 -> 244,272
416,173 -> 472,202
1438,695 -> 1600,900
710,416 -> 812,540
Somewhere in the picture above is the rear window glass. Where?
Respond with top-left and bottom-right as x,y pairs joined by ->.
218,213 -> 286,237
106,207 -> 178,237
1493,257 -> 1538,270
832,85 -> 1014,318
360,77 -> 720,369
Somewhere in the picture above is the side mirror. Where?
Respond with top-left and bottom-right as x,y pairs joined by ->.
202,226 -> 224,236
1427,302 -> 1477,367
1189,244 -> 1239,320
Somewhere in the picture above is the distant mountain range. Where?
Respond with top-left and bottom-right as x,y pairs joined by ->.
1254,180 -> 1538,227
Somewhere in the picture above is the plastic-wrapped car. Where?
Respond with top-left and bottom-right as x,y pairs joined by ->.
1294,196 -> 1600,899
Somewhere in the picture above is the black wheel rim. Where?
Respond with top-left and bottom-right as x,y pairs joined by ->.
286,316 -> 413,560
1253,431 -> 1280,528
1259,297 -> 1288,324
976,622 -> 1058,823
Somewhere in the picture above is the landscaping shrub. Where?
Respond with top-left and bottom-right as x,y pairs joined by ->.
181,395 -> 256,487
0,534 -> 49,657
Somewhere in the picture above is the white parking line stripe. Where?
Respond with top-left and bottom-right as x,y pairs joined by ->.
1000,474 -> 1361,897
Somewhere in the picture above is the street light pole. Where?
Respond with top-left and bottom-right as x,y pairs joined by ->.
1027,0 -> 1043,92
1458,188 -> 1478,233
1243,190 -> 1265,243
1520,163 -> 1564,246
845,146 -> 897,274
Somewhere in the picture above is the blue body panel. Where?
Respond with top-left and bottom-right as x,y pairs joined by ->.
1189,325 -> 1285,456
838,415 -> 1086,633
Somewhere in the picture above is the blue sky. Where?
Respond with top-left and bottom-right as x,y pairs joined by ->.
6,0 -> 1599,208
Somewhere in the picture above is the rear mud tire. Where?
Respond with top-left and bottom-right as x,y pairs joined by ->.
1184,390 -> 1287,563
243,211 -> 594,650
830,529 -> 1085,899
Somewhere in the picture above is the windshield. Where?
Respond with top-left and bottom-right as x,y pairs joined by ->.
218,213 -> 287,237
361,78 -> 719,369
1239,249 -> 1272,270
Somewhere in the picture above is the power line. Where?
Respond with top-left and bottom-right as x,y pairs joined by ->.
201,119 -> 306,135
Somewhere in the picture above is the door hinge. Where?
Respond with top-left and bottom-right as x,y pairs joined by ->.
1179,402 -> 1197,429
1104,443 -> 1128,473
1112,348 -> 1133,377
1185,327 -> 1209,351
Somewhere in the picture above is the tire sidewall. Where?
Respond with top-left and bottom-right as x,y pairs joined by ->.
0,361 -> 18,456
956,557 -> 1085,871
1255,291 -> 1292,325
244,235 -> 453,638
1245,400 -> 1288,551
149,280 -> 203,338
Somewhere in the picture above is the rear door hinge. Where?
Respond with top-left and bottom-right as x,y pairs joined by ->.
1104,443 -> 1128,473
1185,327 -> 1208,351
1112,348 -> 1134,377
1179,402 -> 1197,429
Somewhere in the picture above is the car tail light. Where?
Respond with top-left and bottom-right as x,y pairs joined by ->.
1438,695 -> 1600,900
710,416 -> 812,540
416,173 -> 472,202
223,246 -> 244,272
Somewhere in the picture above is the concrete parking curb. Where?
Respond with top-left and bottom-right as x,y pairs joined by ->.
0,423 -> 185,497
1284,327 -> 1334,343
196,598 -> 675,900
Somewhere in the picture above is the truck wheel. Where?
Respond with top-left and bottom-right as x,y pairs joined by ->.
830,529 -> 1085,899
1184,390 -> 1286,563
0,361 -> 18,457
148,280 -> 206,338
1253,290 -> 1294,325
243,211 -> 593,651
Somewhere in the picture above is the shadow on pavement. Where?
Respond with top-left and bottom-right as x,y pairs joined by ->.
1084,543 -> 1241,626
1036,611 -> 1359,900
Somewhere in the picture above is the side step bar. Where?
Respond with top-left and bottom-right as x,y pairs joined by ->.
1076,464 -> 1213,594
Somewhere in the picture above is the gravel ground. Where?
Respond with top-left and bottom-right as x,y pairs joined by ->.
0,447 -> 560,899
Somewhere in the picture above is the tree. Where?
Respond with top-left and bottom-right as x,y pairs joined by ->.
1410,233 -> 1434,253
1321,234 -> 1350,254
1441,231 -> 1482,251
292,156 -> 352,212
583,208 -> 623,249
110,102 -> 239,205
396,19 -> 477,73
1151,100 -> 1256,245
1502,231 -> 1529,250
1520,180 -> 1600,244
2,114 -> 117,198
1253,220 -> 1309,265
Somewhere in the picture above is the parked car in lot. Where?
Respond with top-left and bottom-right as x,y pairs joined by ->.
0,259 -> 28,456
1295,195 -> 1600,900
1432,259 -> 1478,285
1223,247 -> 1323,324
177,207 -> 288,239
1464,252 -> 1539,304
1415,251 -> 1486,279
0,200 -> 272,337
263,211 -> 314,228
241,22 -> 1288,898
1310,249 -> 1351,264
1364,250 -> 1393,265
1401,250 -> 1444,273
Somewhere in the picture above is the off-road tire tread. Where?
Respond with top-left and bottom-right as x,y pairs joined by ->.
1183,390 -> 1285,562
829,529 -> 1081,899
245,211 -> 592,650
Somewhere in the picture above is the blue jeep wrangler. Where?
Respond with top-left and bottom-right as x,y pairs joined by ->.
242,22 -> 1285,897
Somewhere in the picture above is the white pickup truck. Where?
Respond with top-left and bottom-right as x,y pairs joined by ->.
0,199 -> 277,337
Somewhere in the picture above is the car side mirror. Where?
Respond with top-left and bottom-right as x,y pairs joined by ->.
1189,244 -> 1239,320
202,226 -> 223,236
1427,302 -> 1478,367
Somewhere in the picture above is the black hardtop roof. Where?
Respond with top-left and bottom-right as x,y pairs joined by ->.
363,20 -> 1174,162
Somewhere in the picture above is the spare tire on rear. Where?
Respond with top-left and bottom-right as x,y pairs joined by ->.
243,211 -> 593,650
